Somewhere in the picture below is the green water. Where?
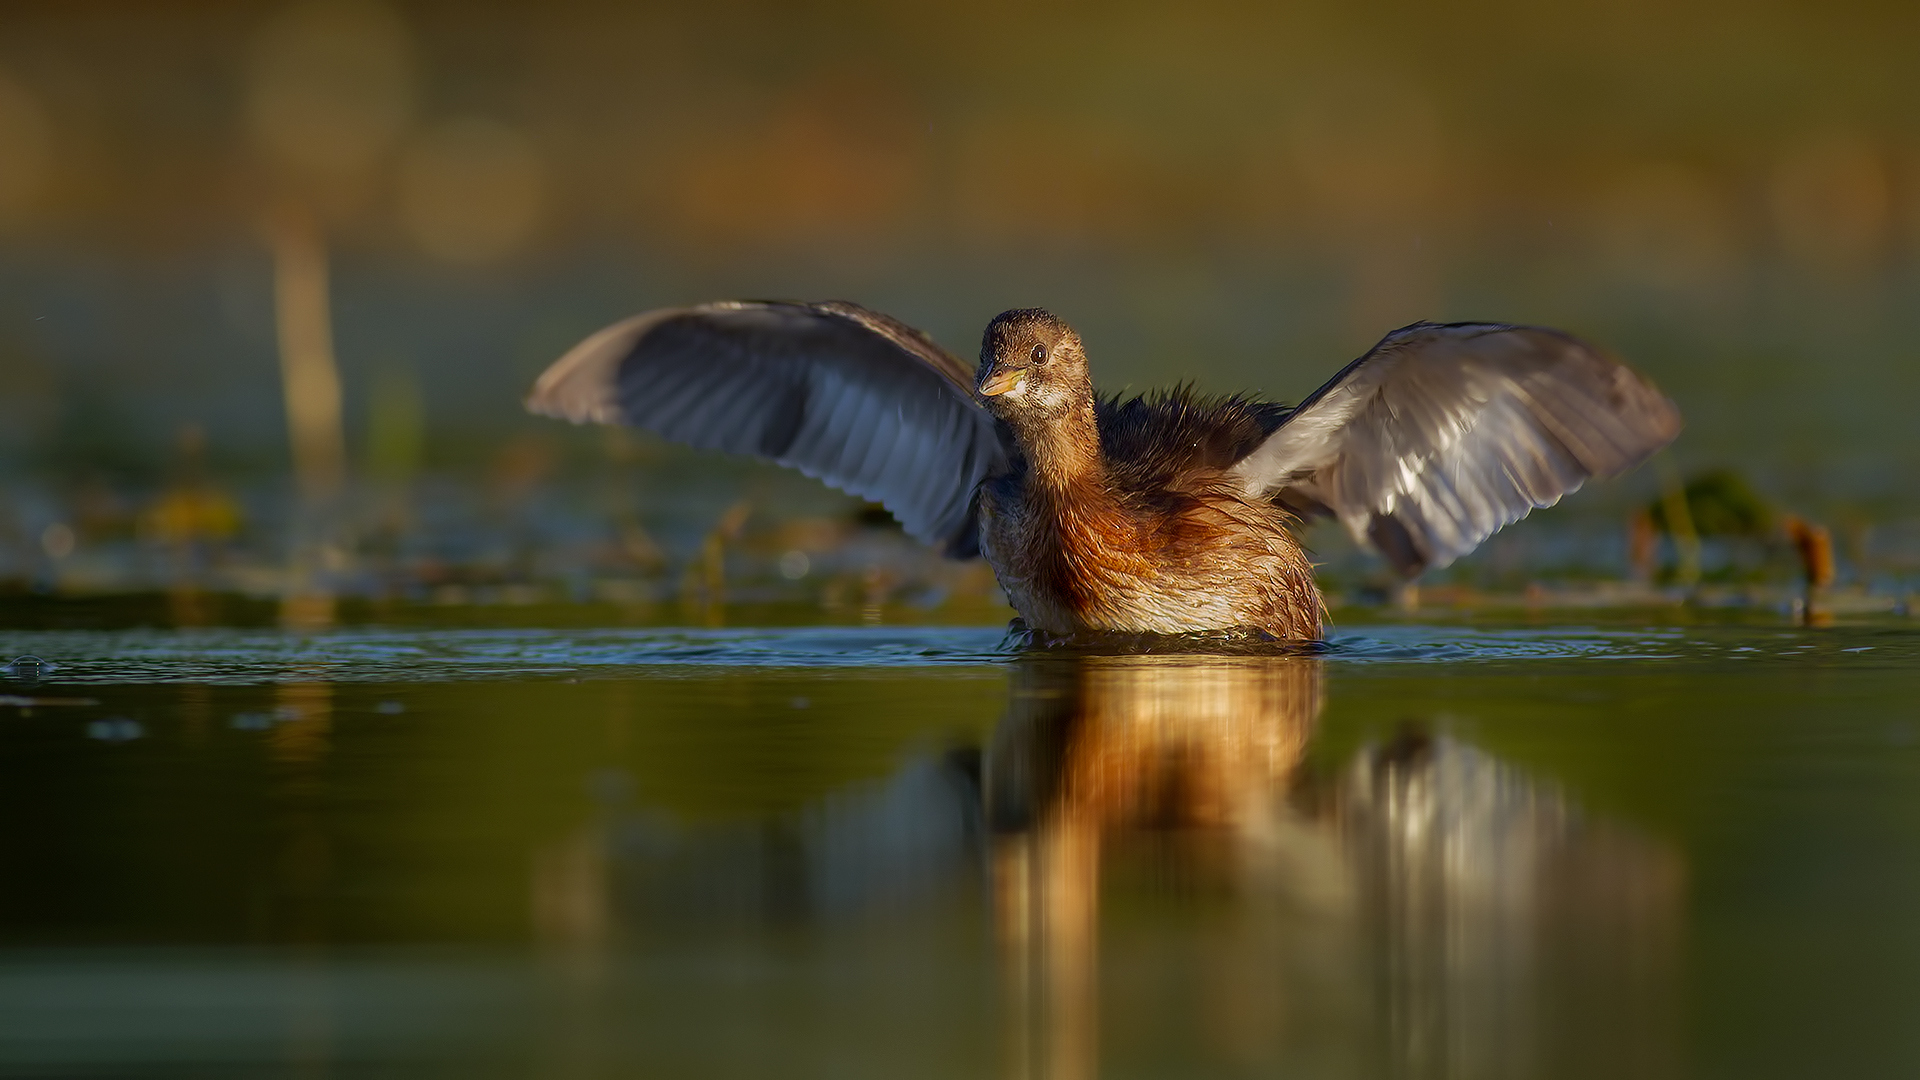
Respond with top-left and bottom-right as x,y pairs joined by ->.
1,619 -> 1916,1079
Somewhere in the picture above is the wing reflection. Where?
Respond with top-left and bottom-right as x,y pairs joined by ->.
566,654 -> 1682,1077
1312,725 -> 1685,1078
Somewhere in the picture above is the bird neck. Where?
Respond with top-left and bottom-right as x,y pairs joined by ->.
1018,398 -> 1105,495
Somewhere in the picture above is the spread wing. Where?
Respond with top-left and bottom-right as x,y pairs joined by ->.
527,300 -> 1008,556
1229,322 -> 1682,576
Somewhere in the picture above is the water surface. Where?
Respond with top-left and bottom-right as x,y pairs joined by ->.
2,618 -> 1917,1079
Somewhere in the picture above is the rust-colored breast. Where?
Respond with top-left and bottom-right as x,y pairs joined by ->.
981,475 -> 1322,639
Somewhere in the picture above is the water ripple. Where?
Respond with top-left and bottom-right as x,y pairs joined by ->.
0,627 -> 1012,684
0,623 -> 1910,684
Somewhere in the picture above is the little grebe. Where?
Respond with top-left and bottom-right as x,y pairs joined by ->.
528,302 -> 1680,639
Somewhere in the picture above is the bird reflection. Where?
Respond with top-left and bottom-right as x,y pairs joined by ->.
982,654 -> 1681,1080
986,654 -> 1322,1080
572,653 -> 1682,1078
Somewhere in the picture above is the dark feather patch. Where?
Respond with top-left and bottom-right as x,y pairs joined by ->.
1094,386 -> 1291,493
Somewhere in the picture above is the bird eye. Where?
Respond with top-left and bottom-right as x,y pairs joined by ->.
1030,343 -> 1047,364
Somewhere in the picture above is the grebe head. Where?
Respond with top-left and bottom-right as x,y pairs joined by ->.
976,308 -> 1093,425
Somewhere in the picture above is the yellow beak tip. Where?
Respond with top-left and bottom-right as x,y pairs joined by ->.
978,370 -> 1024,397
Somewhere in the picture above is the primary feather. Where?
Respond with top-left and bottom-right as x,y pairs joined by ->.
1229,321 -> 1681,575
526,300 -> 1006,556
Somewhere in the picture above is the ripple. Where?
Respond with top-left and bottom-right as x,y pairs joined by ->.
0,627 -> 1014,684
1328,624 -> 1917,667
1327,627 -> 1678,663
0,622 -> 1909,685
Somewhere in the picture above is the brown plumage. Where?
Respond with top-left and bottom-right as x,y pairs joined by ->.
974,311 -> 1320,638
527,301 -> 1682,641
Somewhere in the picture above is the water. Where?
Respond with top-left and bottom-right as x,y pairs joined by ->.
2,617 -> 1917,1079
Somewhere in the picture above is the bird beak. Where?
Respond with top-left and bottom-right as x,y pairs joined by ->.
978,366 -> 1025,397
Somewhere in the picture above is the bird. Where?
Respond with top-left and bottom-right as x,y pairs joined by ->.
527,301 -> 1681,640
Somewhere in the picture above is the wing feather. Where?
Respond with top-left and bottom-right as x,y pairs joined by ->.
527,301 -> 1007,554
1230,322 -> 1680,575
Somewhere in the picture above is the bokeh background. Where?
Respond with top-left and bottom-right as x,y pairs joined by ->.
3,0 -> 1917,618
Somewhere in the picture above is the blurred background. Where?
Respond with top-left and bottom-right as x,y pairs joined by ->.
2,0 -> 1918,621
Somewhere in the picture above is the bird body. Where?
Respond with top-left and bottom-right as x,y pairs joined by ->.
528,301 -> 1681,641
977,387 -> 1320,639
